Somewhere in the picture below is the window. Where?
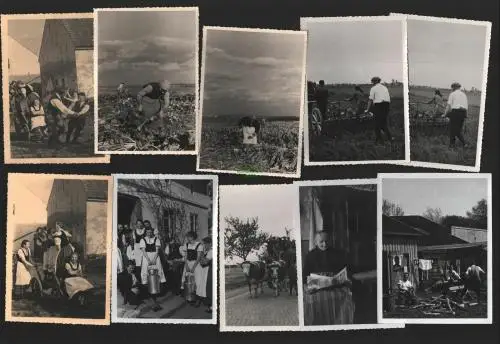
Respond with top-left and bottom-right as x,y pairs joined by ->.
163,208 -> 177,239
190,213 -> 199,233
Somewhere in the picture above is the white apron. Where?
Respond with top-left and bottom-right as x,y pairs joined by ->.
180,242 -> 205,297
15,248 -> 32,286
139,237 -> 166,285
242,126 -> 257,144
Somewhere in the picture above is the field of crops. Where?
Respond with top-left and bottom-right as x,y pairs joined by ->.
409,86 -> 481,166
309,83 -> 406,162
97,92 -> 196,152
199,117 -> 299,174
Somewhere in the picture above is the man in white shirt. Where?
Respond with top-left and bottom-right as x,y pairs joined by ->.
46,86 -> 78,147
443,82 -> 468,148
397,273 -> 416,305
366,76 -> 393,143
66,92 -> 90,144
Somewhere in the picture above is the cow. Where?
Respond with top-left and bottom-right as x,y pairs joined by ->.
268,260 -> 286,297
241,261 -> 267,298
287,261 -> 298,296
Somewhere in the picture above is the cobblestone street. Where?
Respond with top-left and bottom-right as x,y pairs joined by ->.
225,285 -> 299,327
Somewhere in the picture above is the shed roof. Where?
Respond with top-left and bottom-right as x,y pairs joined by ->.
61,18 -> 93,48
383,215 -> 428,236
419,242 -> 487,252
393,216 -> 467,245
82,180 -> 108,200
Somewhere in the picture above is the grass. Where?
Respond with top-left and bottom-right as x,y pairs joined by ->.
199,119 -> 300,174
308,84 -> 405,162
409,86 -> 481,166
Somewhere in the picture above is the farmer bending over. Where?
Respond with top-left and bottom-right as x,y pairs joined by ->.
366,76 -> 393,144
136,79 -> 171,131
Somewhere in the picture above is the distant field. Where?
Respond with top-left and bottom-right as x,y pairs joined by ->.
409,85 -> 481,166
98,84 -> 195,96
309,83 -> 405,162
199,115 -> 300,174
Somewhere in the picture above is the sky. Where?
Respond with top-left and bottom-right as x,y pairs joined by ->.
383,178 -> 488,217
7,19 -> 45,56
304,19 -> 404,84
98,10 -> 197,86
202,29 -> 305,118
219,184 -> 297,263
408,19 -> 488,90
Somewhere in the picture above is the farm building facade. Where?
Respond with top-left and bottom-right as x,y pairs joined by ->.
117,179 -> 213,245
382,215 -> 485,296
47,179 -> 109,257
39,18 -> 93,98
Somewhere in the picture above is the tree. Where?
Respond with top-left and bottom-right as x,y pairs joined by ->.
383,199 -> 405,216
423,207 -> 443,224
466,199 -> 487,228
266,233 -> 296,262
224,216 -> 269,262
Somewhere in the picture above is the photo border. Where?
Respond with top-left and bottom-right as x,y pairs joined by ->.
300,16 -> 410,166
293,178 -> 404,330
4,173 -> 113,325
93,7 -> 200,156
377,173 -> 493,324
390,13 -> 492,172
111,173 -> 218,324
1,12 -> 110,164
219,183 -> 302,332
196,26 -> 307,179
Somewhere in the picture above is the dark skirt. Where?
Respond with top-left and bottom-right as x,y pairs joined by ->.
303,285 -> 355,325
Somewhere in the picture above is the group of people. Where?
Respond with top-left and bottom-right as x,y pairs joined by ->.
116,219 -> 213,314
425,82 -> 470,148
14,223 -> 89,299
9,80 -> 91,147
309,77 -> 394,144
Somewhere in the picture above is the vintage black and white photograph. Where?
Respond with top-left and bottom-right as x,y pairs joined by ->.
393,14 -> 491,171
197,27 -> 306,178
112,175 -> 217,324
1,13 -> 109,164
96,8 -> 198,154
301,17 -> 408,165
5,173 -> 112,325
379,173 -> 492,324
295,180 -> 402,331
219,185 -> 300,331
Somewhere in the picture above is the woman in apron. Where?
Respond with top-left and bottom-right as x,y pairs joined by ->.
132,220 -> 146,281
200,237 -> 213,313
139,227 -> 166,312
180,231 -> 204,306
15,240 -> 34,299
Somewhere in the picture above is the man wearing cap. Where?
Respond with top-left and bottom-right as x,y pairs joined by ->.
45,86 -> 78,148
314,80 -> 330,117
443,82 -> 468,148
136,79 -> 171,131
366,77 -> 393,143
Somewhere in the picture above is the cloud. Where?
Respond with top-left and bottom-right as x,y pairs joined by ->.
206,45 -> 297,69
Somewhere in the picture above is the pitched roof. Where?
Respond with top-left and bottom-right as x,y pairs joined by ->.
392,215 -> 467,245
419,242 -> 487,253
82,181 -> 108,200
61,18 -> 93,48
383,215 -> 428,237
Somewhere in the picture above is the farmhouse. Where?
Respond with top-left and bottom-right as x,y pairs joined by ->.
299,184 -> 377,323
117,179 -> 213,243
39,18 -> 93,98
47,179 -> 108,257
451,226 -> 487,243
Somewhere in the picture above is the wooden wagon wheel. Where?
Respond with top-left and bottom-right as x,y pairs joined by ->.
309,107 -> 323,137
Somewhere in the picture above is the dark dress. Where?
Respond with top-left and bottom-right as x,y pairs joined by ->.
118,271 -> 141,305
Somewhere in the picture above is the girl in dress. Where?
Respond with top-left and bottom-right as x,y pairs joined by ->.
180,231 -> 204,306
139,227 -> 166,312
29,98 -> 46,138
427,89 -> 445,117
132,219 -> 146,281
200,237 -> 213,313
15,240 -> 34,299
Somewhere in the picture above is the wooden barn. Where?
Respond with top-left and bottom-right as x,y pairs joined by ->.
47,179 -> 108,257
38,18 -> 93,98
299,184 -> 378,324
117,179 -> 213,245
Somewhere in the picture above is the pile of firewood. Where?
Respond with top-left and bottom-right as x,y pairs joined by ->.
409,295 -> 477,316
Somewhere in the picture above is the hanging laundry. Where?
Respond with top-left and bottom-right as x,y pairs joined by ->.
419,259 -> 433,271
